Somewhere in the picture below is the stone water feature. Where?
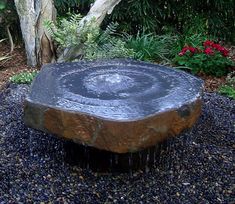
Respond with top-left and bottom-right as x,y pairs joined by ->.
24,59 -> 203,172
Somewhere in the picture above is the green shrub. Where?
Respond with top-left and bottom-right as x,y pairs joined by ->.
177,34 -> 209,51
106,0 -> 160,34
44,14 -> 83,48
54,0 -> 94,16
10,70 -> 39,84
106,0 -> 234,42
174,40 -> 234,77
44,14 -> 134,61
218,72 -> 235,99
219,85 -> 235,99
124,32 -> 178,63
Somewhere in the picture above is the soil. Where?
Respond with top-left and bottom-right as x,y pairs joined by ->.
0,43 -> 33,89
0,43 -> 233,92
198,74 -> 227,92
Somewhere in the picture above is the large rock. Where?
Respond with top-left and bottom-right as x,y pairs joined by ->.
24,59 -> 203,153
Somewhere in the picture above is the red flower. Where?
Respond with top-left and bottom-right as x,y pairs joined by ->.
178,46 -> 198,56
182,47 -> 189,52
221,49 -> 229,57
211,43 -> 229,57
212,43 -> 222,50
178,40 -> 229,58
178,52 -> 185,56
189,47 -> 197,53
204,47 -> 214,55
203,40 -> 214,47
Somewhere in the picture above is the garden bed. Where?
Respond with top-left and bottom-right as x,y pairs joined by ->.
0,43 -> 32,90
0,43 -> 230,92
0,83 -> 234,203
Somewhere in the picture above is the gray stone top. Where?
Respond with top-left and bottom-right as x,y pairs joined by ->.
27,59 -> 204,121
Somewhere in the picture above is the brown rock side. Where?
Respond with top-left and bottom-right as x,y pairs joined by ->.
24,99 -> 202,153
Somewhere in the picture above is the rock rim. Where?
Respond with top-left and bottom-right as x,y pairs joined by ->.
24,59 -> 204,153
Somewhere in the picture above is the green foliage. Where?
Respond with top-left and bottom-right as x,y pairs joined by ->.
124,32 -> 178,63
177,34 -> 209,51
219,85 -> 235,99
45,14 -> 134,61
105,0 -> 160,34
54,0 -> 94,16
44,14 -> 83,48
182,15 -> 208,37
219,71 -> 235,99
10,70 -> 39,84
106,0 -> 234,43
84,37 -> 134,61
206,0 -> 235,43
0,0 -> 6,10
175,52 -> 232,77
83,22 -> 134,60
176,16 -> 216,51
55,0 -> 81,9
0,0 -> 20,41
174,41 -> 234,77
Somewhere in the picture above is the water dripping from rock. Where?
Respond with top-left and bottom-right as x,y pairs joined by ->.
63,140 -> 167,174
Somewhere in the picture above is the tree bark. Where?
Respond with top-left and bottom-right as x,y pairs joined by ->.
14,0 -> 37,66
58,0 -> 121,62
78,0 -> 121,29
35,0 -> 56,64
14,0 -> 56,67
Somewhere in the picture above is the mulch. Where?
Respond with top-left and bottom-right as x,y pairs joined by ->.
0,43 -> 32,89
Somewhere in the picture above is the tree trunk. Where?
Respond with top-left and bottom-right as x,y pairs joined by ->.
78,0 -> 121,29
14,0 -> 56,67
58,0 -> 121,62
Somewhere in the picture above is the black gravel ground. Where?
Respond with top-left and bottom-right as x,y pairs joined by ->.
0,83 -> 234,203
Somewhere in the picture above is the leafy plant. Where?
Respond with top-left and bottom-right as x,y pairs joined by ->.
218,71 -> 235,99
174,40 -> 234,76
124,32 -> 178,63
105,0 -> 234,42
177,34 -> 209,51
175,15 -> 215,53
0,0 -> 20,43
10,70 -> 39,84
106,0 -> 160,34
44,14 -> 83,48
44,14 -> 134,61
81,21 -> 135,60
0,0 -> 6,10
54,0 -> 94,16
219,85 -> 235,99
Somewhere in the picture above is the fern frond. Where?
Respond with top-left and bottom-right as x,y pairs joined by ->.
98,22 -> 119,44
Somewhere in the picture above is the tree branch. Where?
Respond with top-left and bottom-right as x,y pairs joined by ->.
58,0 -> 121,62
6,25 -> 14,53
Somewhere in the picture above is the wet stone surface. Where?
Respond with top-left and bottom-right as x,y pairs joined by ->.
0,84 -> 234,203
26,59 -> 203,120
24,59 -> 203,153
